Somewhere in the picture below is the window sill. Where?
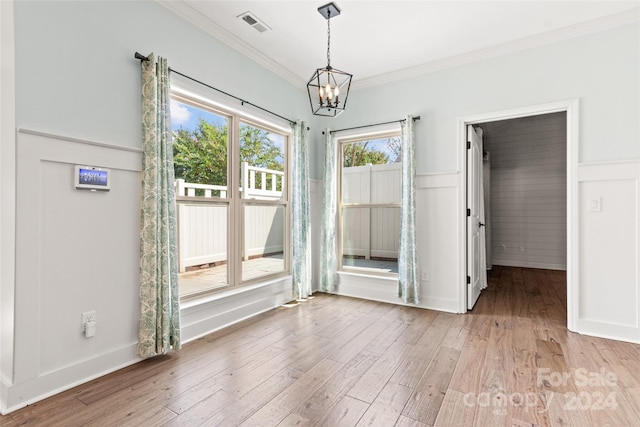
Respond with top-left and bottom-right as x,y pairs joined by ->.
338,270 -> 398,284
179,275 -> 293,343
181,274 -> 292,311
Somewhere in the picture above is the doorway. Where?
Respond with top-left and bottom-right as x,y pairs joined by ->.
459,100 -> 579,330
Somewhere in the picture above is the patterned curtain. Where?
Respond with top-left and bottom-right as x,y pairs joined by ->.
320,130 -> 338,292
138,53 -> 181,357
398,115 -> 419,304
291,121 -> 312,299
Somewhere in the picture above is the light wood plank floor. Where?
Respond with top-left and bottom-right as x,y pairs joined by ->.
2,266 -> 640,426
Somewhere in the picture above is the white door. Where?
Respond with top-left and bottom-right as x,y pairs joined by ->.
467,125 -> 486,309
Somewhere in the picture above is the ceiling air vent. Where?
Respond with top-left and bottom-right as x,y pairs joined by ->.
238,11 -> 271,33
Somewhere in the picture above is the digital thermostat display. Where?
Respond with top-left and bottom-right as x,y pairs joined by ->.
74,165 -> 110,191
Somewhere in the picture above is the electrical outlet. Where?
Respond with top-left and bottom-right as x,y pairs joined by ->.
81,311 -> 96,326
81,311 -> 97,338
501,244 -> 506,251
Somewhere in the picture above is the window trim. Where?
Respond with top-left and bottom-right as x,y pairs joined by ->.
337,129 -> 402,278
170,88 -> 291,300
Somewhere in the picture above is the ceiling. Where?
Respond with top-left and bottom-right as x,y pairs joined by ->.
159,1 -> 640,89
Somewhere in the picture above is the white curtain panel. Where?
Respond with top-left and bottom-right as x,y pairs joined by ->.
320,130 -> 338,292
291,121 -> 312,299
138,53 -> 181,357
398,115 -> 419,304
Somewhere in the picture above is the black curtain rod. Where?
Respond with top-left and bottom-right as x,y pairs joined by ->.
134,52 -> 298,127
325,116 -> 421,135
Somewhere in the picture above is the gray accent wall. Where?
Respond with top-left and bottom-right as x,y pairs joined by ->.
482,112 -> 567,270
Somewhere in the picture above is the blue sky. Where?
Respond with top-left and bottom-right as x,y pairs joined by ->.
172,100 -> 396,164
170,99 -> 286,162
170,100 -> 226,131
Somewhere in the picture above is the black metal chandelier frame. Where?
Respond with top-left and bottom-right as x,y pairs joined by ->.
307,2 -> 352,117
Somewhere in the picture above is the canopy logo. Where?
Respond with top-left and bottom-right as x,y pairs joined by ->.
463,367 -> 619,415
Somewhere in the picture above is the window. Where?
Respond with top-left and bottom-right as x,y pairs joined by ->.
339,132 -> 402,275
171,93 -> 289,298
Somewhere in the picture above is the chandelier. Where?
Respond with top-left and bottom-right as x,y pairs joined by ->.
307,2 -> 352,117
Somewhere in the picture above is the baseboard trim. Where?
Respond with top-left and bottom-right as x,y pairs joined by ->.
492,261 -> 567,271
3,344 -> 140,414
2,277 -> 293,415
334,272 -> 461,313
574,319 -> 640,344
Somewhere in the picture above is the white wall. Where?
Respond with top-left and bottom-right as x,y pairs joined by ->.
0,0 -> 16,411
14,1 -> 308,148
320,21 -> 640,340
2,0 -> 309,413
576,160 -> 640,342
327,23 -> 639,171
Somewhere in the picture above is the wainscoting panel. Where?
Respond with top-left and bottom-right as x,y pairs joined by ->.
10,129 -> 143,412
415,172 -> 462,312
576,160 -> 640,343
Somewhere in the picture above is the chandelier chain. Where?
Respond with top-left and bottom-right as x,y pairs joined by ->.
327,14 -> 331,67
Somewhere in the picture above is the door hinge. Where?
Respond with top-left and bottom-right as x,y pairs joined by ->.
467,140 -> 471,150
467,208 -> 471,217
467,276 -> 471,284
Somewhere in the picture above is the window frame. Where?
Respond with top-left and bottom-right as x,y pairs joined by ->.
170,88 -> 291,300
337,129 -> 402,278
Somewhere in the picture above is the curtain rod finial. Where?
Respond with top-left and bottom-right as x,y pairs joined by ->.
135,52 -> 149,62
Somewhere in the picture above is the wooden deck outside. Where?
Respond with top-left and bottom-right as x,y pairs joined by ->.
179,255 -> 285,297
179,256 -> 398,297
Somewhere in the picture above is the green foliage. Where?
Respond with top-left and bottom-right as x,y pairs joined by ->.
172,120 -> 284,187
343,140 -> 389,167
240,125 -> 284,172
173,120 -> 228,186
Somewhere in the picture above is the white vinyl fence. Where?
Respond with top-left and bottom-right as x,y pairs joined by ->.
176,163 -> 284,272
342,163 -> 401,260
175,162 -> 403,272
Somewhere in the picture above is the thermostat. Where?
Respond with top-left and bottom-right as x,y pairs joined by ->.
74,165 -> 110,191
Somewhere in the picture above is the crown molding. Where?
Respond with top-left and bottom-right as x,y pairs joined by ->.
156,0 -> 306,88
158,2 -> 638,91
353,7 -> 640,90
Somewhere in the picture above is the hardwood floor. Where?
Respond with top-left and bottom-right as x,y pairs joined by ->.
2,266 -> 639,426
